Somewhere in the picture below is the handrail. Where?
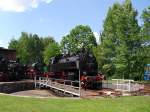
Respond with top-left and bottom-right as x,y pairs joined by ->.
112,79 -> 134,82
36,77 -> 80,96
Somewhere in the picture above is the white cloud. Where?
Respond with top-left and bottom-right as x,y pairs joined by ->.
93,32 -> 100,44
0,0 -> 53,12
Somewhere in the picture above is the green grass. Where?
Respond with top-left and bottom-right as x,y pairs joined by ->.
0,95 -> 150,112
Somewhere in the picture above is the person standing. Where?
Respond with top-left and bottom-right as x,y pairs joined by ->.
81,72 -> 88,91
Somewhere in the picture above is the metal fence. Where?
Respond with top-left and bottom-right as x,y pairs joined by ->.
103,79 -> 144,92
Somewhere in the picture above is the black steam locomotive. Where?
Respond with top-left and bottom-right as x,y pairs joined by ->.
0,48 -> 25,81
49,52 -> 102,89
49,53 -> 97,79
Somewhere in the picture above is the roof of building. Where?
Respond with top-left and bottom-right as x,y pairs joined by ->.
0,47 -> 16,52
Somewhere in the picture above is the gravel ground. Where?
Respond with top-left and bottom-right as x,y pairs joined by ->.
11,89 -> 57,98
9,83 -> 150,98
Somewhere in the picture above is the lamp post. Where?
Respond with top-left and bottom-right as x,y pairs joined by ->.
76,60 -> 81,97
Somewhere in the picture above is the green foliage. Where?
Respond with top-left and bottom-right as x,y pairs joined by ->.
61,25 -> 97,54
43,42 -> 61,64
17,32 -> 31,64
41,37 -> 55,48
141,6 -> 150,39
94,0 -> 144,80
8,38 -> 18,50
141,6 -> 150,63
28,34 -> 43,63
8,32 -> 58,64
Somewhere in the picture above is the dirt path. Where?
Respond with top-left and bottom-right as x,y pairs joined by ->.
9,83 -> 150,98
11,89 -> 57,98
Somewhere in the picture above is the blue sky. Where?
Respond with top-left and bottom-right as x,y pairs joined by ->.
0,0 -> 150,48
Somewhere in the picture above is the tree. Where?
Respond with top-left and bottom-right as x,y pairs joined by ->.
141,6 -> 150,63
41,37 -> 55,49
141,6 -> 150,40
93,38 -> 116,77
28,34 -> 43,63
8,38 -> 18,50
95,0 -> 141,79
43,42 -> 61,64
137,6 -> 150,79
17,32 -> 31,64
61,25 -> 97,55
8,32 -> 56,65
